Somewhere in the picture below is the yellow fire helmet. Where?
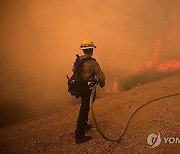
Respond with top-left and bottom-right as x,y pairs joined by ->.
80,40 -> 96,49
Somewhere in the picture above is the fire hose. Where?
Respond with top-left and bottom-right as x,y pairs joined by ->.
90,83 -> 180,143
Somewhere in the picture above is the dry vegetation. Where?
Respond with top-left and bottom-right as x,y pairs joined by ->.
0,100 -> 32,128
1,69 -> 180,129
118,70 -> 180,91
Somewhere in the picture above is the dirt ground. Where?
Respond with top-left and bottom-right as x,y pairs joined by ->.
0,74 -> 180,154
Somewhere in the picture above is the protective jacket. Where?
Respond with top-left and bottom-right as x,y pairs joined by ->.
80,54 -> 105,88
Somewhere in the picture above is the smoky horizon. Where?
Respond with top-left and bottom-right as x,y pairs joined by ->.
0,0 -> 180,116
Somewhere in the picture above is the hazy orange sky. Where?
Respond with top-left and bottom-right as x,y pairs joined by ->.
0,0 -> 180,111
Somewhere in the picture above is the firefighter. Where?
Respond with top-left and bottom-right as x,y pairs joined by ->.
75,40 -> 105,144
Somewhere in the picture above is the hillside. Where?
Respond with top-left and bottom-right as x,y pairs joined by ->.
0,74 -> 180,154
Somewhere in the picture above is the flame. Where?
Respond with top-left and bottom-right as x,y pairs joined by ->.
141,39 -> 161,73
113,80 -> 118,93
104,81 -> 118,94
141,38 -> 180,73
107,38 -> 180,95
158,60 -> 180,72
105,80 -> 119,94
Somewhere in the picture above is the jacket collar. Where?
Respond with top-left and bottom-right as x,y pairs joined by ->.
83,53 -> 92,59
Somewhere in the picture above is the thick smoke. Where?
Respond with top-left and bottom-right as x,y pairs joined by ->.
0,0 -> 180,113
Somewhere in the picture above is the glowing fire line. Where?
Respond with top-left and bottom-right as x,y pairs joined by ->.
141,38 -> 180,73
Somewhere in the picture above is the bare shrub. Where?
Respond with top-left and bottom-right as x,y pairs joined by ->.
118,70 -> 180,91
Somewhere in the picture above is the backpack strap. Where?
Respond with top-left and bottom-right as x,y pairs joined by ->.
72,55 -> 96,78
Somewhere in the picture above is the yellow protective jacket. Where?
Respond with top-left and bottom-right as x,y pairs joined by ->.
80,54 -> 105,88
